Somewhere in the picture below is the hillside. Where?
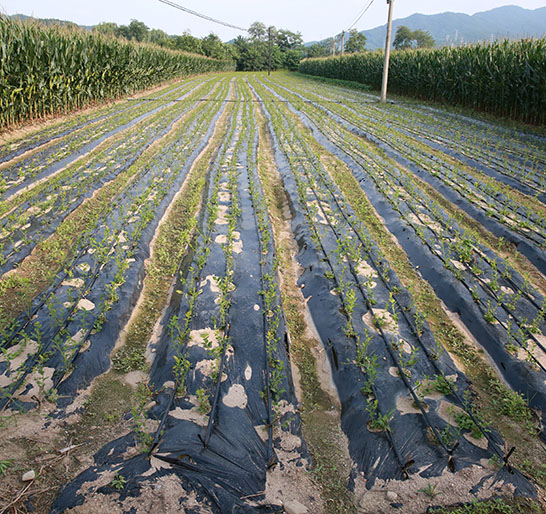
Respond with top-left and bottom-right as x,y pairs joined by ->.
308,6 -> 546,49
9,13 -> 94,31
365,6 -> 546,49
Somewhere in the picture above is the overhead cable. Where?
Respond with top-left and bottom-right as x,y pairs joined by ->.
346,0 -> 375,31
157,0 -> 248,32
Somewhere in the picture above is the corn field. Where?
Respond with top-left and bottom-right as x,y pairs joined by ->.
0,16 -> 234,128
299,38 -> 546,125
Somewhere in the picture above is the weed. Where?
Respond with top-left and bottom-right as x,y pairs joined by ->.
429,498 -> 513,513
111,473 -> 126,490
112,347 -> 147,373
0,459 -> 13,476
419,482 -> 441,498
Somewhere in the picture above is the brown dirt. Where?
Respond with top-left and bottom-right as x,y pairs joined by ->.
65,475 -> 214,514
354,464 -> 513,514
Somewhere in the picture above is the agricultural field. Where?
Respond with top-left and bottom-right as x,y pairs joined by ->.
0,71 -> 545,514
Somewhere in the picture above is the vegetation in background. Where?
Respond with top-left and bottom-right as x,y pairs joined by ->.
95,18 -> 307,72
299,37 -> 546,125
232,22 -> 304,71
94,19 -> 234,61
344,29 -> 368,54
394,25 -> 435,49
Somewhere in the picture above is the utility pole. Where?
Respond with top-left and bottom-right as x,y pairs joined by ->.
380,0 -> 394,103
341,31 -> 345,55
268,26 -> 272,76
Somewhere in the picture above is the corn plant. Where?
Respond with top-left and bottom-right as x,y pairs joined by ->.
0,16 -> 234,128
299,38 -> 546,125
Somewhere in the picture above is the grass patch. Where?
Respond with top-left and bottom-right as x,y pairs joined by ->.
430,497 -> 544,514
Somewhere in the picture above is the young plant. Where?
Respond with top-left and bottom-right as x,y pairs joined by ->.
419,483 -> 440,499
111,473 -> 126,490
196,388 -> 211,414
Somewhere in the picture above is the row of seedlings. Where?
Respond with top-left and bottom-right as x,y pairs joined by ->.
257,76 -> 546,432
369,104 -> 546,199
289,73 -> 546,197
251,77 -> 535,494
269,75 -> 546,253
0,78 -> 209,204
239,78 -> 303,471
0,76 -> 226,332
0,78 -> 203,196
294,71 -> 546,173
0,76 -> 233,414
144,85 -> 278,508
264,76 -> 546,273
0,74 -> 213,166
0,72 -> 197,163
138,78 -> 300,510
0,77 -> 223,276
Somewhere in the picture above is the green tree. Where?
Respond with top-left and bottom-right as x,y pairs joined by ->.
248,21 -> 267,42
282,49 -> 303,70
413,29 -> 435,48
233,37 -> 267,70
149,28 -> 170,47
276,29 -> 303,52
232,27 -> 294,71
201,33 -> 229,59
128,20 -> 149,42
172,32 -> 202,54
393,25 -> 413,50
116,24 -> 131,39
394,25 -> 435,49
304,42 -> 329,58
344,29 -> 366,53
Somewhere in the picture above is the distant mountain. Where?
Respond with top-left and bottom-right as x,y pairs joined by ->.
8,14 -> 94,31
308,6 -> 546,50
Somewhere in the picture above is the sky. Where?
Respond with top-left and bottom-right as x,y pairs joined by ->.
1,0 -> 545,42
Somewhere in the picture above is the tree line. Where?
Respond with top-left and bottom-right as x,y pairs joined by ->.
94,20 -> 234,60
93,19 -> 435,71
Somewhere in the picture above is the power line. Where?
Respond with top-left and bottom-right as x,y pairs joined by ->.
346,0 -> 375,31
157,0 -> 248,32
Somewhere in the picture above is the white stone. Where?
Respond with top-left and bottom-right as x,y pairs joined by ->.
284,500 -> 308,514
77,298 -> 95,311
386,491 -> 398,502
22,470 -> 36,481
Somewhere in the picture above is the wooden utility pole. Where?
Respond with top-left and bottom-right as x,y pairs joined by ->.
380,0 -> 394,103
341,31 -> 345,55
268,26 -> 272,76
